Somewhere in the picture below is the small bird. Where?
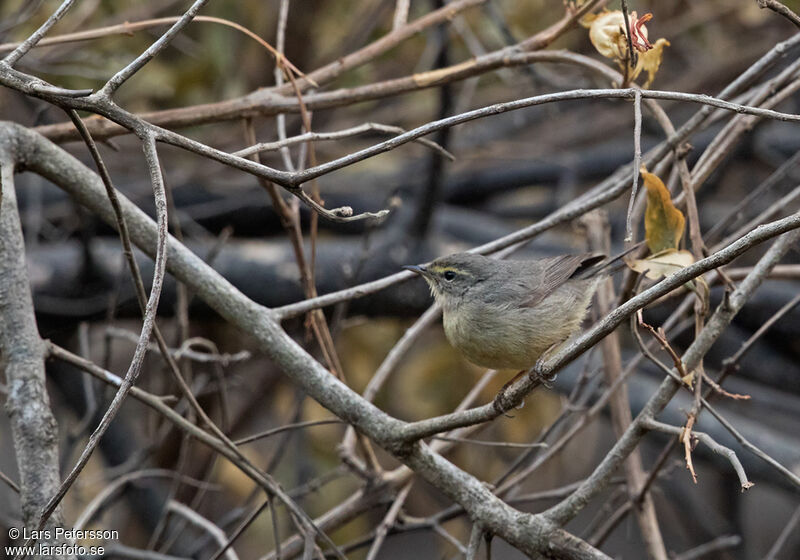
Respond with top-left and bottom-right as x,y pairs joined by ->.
403,252 -> 609,372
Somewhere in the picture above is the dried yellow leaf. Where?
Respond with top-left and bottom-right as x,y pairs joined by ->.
635,38 -> 670,88
642,168 -> 685,253
627,249 -> 694,280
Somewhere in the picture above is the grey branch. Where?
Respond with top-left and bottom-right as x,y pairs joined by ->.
641,419 -> 753,491
0,154 -> 73,558
2,0 -> 76,67
233,122 -> 455,161
99,0 -> 210,95
167,501 -> 240,560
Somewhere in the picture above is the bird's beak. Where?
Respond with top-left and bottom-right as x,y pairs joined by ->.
402,264 -> 427,276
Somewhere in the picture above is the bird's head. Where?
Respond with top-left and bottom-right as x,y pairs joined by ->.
403,252 -> 492,309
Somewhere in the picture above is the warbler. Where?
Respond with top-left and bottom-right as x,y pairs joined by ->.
403,252 -> 609,371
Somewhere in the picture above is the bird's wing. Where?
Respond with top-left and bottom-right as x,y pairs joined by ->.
519,253 -> 605,308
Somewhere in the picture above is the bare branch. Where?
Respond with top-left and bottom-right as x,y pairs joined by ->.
2,0 -> 75,66
673,535 -> 742,560
1,113 -> 608,560
764,505 -> 800,560
233,122 -> 455,161
0,156 -> 71,554
642,419 -> 753,491
31,132 -> 170,537
99,0 -> 210,96
73,469 -> 220,532
757,0 -> 800,28
365,482 -> 412,560
235,419 -> 343,446
624,89 -> 643,242
700,397 -> 800,488
167,500 -> 240,560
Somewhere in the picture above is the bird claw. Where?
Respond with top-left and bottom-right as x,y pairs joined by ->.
492,388 -> 515,416
529,345 -> 560,388
540,371 -> 558,389
493,370 -> 526,415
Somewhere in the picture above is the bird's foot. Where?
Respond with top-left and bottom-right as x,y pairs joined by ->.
528,344 -> 560,388
492,370 -> 526,415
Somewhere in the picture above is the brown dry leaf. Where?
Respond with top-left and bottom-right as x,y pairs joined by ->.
636,38 -> 670,87
642,167 -> 686,253
627,248 -> 694,280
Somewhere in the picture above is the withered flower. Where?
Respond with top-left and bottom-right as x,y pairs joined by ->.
584,10 -> 669,87
630,12 -> 653,52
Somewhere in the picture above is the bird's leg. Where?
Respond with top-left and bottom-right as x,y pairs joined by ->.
528,340 -> 565,387
492,340 -> 568,414
492,370 -> 526,415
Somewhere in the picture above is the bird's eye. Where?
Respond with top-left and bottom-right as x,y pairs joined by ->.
443,270 -> 456,281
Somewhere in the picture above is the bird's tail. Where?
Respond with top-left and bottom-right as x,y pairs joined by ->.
577,243 -> 642,278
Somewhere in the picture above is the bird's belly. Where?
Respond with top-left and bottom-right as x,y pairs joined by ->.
443,305 -> 568,370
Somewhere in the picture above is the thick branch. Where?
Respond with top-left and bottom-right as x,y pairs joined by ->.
0,158 -> 72,558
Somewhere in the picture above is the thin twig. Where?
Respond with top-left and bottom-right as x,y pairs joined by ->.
764,504 -> 800,560
672,535 -> 742,560
700,397 -> 800,488
233,122 -> 454,161
100,0 -> 210,95
208,499 -> 270,560
30,131 -> 170,539
235,419 -> 343,445
643,419 -> 754,490
392,0 -> 411,31
167,500 -> 240,560
624,88 -> 643,242
2,0 -> 76,66
431,436 -> 547,448
288,88 -> 800,187
0,470 -> 19,493
757,0 -> 800,28
620,0 -> 638,79
364,482 -> 412,560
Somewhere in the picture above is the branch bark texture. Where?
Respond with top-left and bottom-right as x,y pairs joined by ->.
0,155 -> 73,559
